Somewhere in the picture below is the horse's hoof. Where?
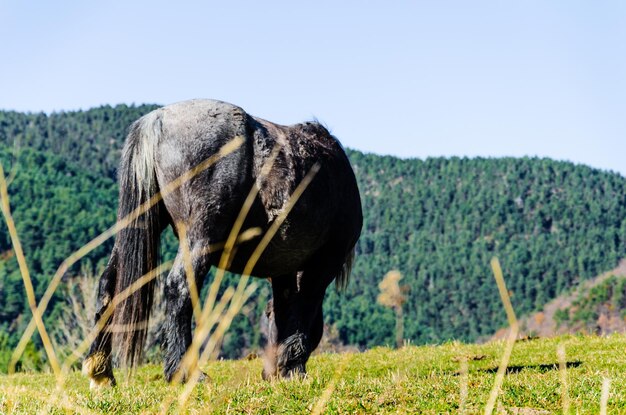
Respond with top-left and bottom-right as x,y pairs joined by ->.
262,367 -> 276,381
196,370 -> 211,383
83,352 -> 116,390
279,364 -> 306,380
166,366 -> 210,384
89,375 -> 116,390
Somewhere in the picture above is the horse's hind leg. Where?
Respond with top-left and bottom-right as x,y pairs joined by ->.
265,269 -> 333,379
83,249 -> 118,389
262,273 -> 299,379
163,246 -> 211,383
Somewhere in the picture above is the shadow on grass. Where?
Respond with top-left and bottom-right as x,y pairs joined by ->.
479,361 -> 583,374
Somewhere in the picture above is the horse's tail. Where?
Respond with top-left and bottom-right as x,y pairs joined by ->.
111,110 -> 163,368
335,246 -> 355,291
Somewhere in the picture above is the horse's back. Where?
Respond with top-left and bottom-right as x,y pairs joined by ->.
159,99 -> 248,146
145,99 -> 361,276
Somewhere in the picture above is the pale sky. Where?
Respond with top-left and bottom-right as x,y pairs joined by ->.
1,1 -> 625,176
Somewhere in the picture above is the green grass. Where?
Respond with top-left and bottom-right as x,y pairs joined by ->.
0,334 -> 624,414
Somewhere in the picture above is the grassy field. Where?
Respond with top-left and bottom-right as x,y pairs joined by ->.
0,334 -> 624,414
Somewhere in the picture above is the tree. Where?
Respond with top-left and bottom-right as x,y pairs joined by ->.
377,270 -> 409,348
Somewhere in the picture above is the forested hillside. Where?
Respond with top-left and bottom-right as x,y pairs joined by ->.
554,274 -> 626,332
0,105 -> 625,370
333,153 -> 626,347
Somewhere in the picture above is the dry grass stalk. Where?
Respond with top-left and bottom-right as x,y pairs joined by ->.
459,356 -> 469,414
485,257 -> 519,415
311,353 -> 353,415
178,224 -> 203,323
204,144 -> 282,315
557,344 -> 570,414
600,378 -> 611,415
0,162 -> 61,376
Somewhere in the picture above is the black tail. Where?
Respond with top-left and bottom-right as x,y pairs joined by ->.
111,111 -> 163,368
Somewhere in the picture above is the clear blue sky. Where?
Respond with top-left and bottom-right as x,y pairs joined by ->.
1,1 -> 625,176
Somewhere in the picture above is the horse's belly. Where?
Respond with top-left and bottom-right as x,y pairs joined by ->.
214,223 -> 328,277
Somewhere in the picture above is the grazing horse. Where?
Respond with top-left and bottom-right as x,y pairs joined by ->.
82,99 -> 362,388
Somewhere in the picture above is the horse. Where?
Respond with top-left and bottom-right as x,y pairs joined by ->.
82,99 -> 362,388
